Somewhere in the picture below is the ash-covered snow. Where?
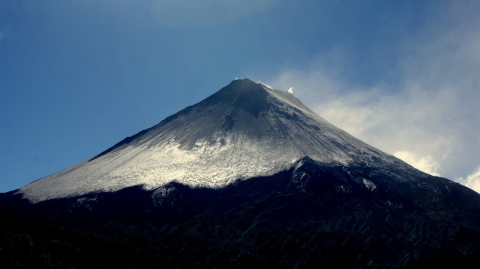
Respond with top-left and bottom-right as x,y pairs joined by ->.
18,79 -> 411,203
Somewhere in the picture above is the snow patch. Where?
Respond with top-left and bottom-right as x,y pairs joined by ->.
363,178 -> 377,191
259,82 -> 273,90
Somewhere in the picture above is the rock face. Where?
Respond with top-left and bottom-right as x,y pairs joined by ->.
2,79 -> 480,268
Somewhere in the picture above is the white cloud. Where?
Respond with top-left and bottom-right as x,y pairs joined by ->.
267,1 -> 480,184
458,167 -> 480,194
393,151 -> 440,177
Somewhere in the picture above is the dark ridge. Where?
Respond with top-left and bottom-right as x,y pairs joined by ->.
3,159 -> 480,268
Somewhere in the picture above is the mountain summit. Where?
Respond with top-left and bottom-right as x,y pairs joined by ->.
18,78 -> 406,203
3,79 -> 480,268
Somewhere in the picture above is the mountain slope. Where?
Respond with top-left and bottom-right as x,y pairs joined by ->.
2,78 -> 480,268
17,78 -> 412,203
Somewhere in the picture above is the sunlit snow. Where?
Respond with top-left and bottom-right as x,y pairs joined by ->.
18,79 -> 403,203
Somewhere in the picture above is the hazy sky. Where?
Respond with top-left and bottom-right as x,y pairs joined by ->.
1,0 -> 479,193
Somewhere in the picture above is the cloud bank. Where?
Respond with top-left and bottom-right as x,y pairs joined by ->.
267,1 -> 480,191
458,167 -> 480,194
393,151 -> 440,177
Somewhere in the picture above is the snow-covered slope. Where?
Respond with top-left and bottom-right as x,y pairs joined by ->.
18,79 -> 412,203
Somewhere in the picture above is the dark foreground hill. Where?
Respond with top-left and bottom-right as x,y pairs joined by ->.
0,207 -> 290,269
3,157 -> 480,268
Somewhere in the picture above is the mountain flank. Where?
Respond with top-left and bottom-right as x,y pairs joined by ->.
2,78 -> 480,268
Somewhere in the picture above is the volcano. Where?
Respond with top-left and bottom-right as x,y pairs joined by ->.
2,79 -> 480,268
15,78 -> 409,203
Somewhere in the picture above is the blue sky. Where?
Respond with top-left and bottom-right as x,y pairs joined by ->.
1,0 -> 479,193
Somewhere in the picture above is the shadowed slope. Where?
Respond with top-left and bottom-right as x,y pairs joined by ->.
3,157 -> 480,268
